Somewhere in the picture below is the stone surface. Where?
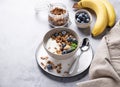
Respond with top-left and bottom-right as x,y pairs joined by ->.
0,0 -> 120,87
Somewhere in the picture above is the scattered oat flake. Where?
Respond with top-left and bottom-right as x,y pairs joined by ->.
47,60 -> 52,64
54,47 -> 57,49
57,63 -> 61,66
44,66 -> 47,69
68,64 -> 70,66
45,56 -> 48,59
41,62 -> 44,66
57,69 -> 61,73
59,66 -> 62,69
64,71 -> 69,74
55,66 -> 57,69
48,47 -> 51,49
56,50 -> 61,54
40,57 -> 44,59
40,56 -> 48,60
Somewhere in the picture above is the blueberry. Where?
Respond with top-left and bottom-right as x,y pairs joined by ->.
81,21 -> 84,23
81,13 -> 85,17
62,43 -> 66,48
81,12 -> 85,17
67,37 -> 73,42
79,20 -> 82,23
78,13 -> 82,17
80,17 -> 84,21
85,14 -> 88,18
76,13 -> 80,18
84,14 -> 89,18
72,38 -> 78,44
54,33 -> 59,37
47,64 -> 53,71
62,50 -> 67,54
82,17 -> 86,22
78,14 -> 82,20
76,18 -> 81,23
86,14 -> 90,19
61,30 -> 67,36
67,49 -> 73,53
85,18 -> 90,23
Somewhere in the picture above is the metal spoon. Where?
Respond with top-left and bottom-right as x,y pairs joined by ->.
69,38 -> 90,75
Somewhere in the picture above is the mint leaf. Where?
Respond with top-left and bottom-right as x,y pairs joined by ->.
70,42 -> 78,50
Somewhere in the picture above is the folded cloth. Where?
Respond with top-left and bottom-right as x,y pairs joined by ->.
77,20 -> 120,87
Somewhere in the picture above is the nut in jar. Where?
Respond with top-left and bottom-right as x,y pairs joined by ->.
48,3 -> 69,27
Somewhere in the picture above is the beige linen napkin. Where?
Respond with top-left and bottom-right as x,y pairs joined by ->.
77,20 -> 120,87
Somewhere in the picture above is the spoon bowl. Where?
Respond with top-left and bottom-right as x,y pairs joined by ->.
80,38 -> 89,51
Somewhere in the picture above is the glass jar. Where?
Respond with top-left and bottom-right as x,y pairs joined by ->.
48,3 -> 69,27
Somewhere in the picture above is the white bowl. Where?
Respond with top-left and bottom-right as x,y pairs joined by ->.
75,9 -> 92,28
43,27 -> 81,60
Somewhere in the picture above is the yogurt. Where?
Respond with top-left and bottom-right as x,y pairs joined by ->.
46,30 -> 78,55
46,38 -> 60,54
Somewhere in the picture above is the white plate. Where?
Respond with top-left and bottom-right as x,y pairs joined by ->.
35,41 -> 93,77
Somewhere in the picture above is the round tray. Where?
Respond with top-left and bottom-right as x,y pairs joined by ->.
35,41 -> 93,77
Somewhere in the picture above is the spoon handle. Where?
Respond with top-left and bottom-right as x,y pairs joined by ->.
69,51 -> 83,75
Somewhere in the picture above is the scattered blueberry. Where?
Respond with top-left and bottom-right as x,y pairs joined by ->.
47,64 -> 53,71
67,37 -> 73,42
61,30 -> 67,36
62,50 -> 67,54
54,33 -> 59,37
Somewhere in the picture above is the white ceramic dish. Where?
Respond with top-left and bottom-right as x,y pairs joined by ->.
43,27 -> 81,60
35,41 -> 93,77
75,9 -> 92,28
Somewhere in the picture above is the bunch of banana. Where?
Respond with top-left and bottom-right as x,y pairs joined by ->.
73,0 -> 116,37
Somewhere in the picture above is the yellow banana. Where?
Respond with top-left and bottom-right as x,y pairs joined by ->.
77,0 -> 108,37
80,0 -> 116,27
99,0 -> 116,27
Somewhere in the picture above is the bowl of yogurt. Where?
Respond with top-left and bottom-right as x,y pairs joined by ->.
43,27 -> 81,60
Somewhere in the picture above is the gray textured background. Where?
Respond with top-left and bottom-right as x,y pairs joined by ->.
0,0 -> 120,87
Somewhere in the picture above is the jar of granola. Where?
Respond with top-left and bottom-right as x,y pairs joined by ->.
48,3 -> 69,27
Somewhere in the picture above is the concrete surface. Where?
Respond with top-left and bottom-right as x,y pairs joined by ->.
0,0 -> 120,87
